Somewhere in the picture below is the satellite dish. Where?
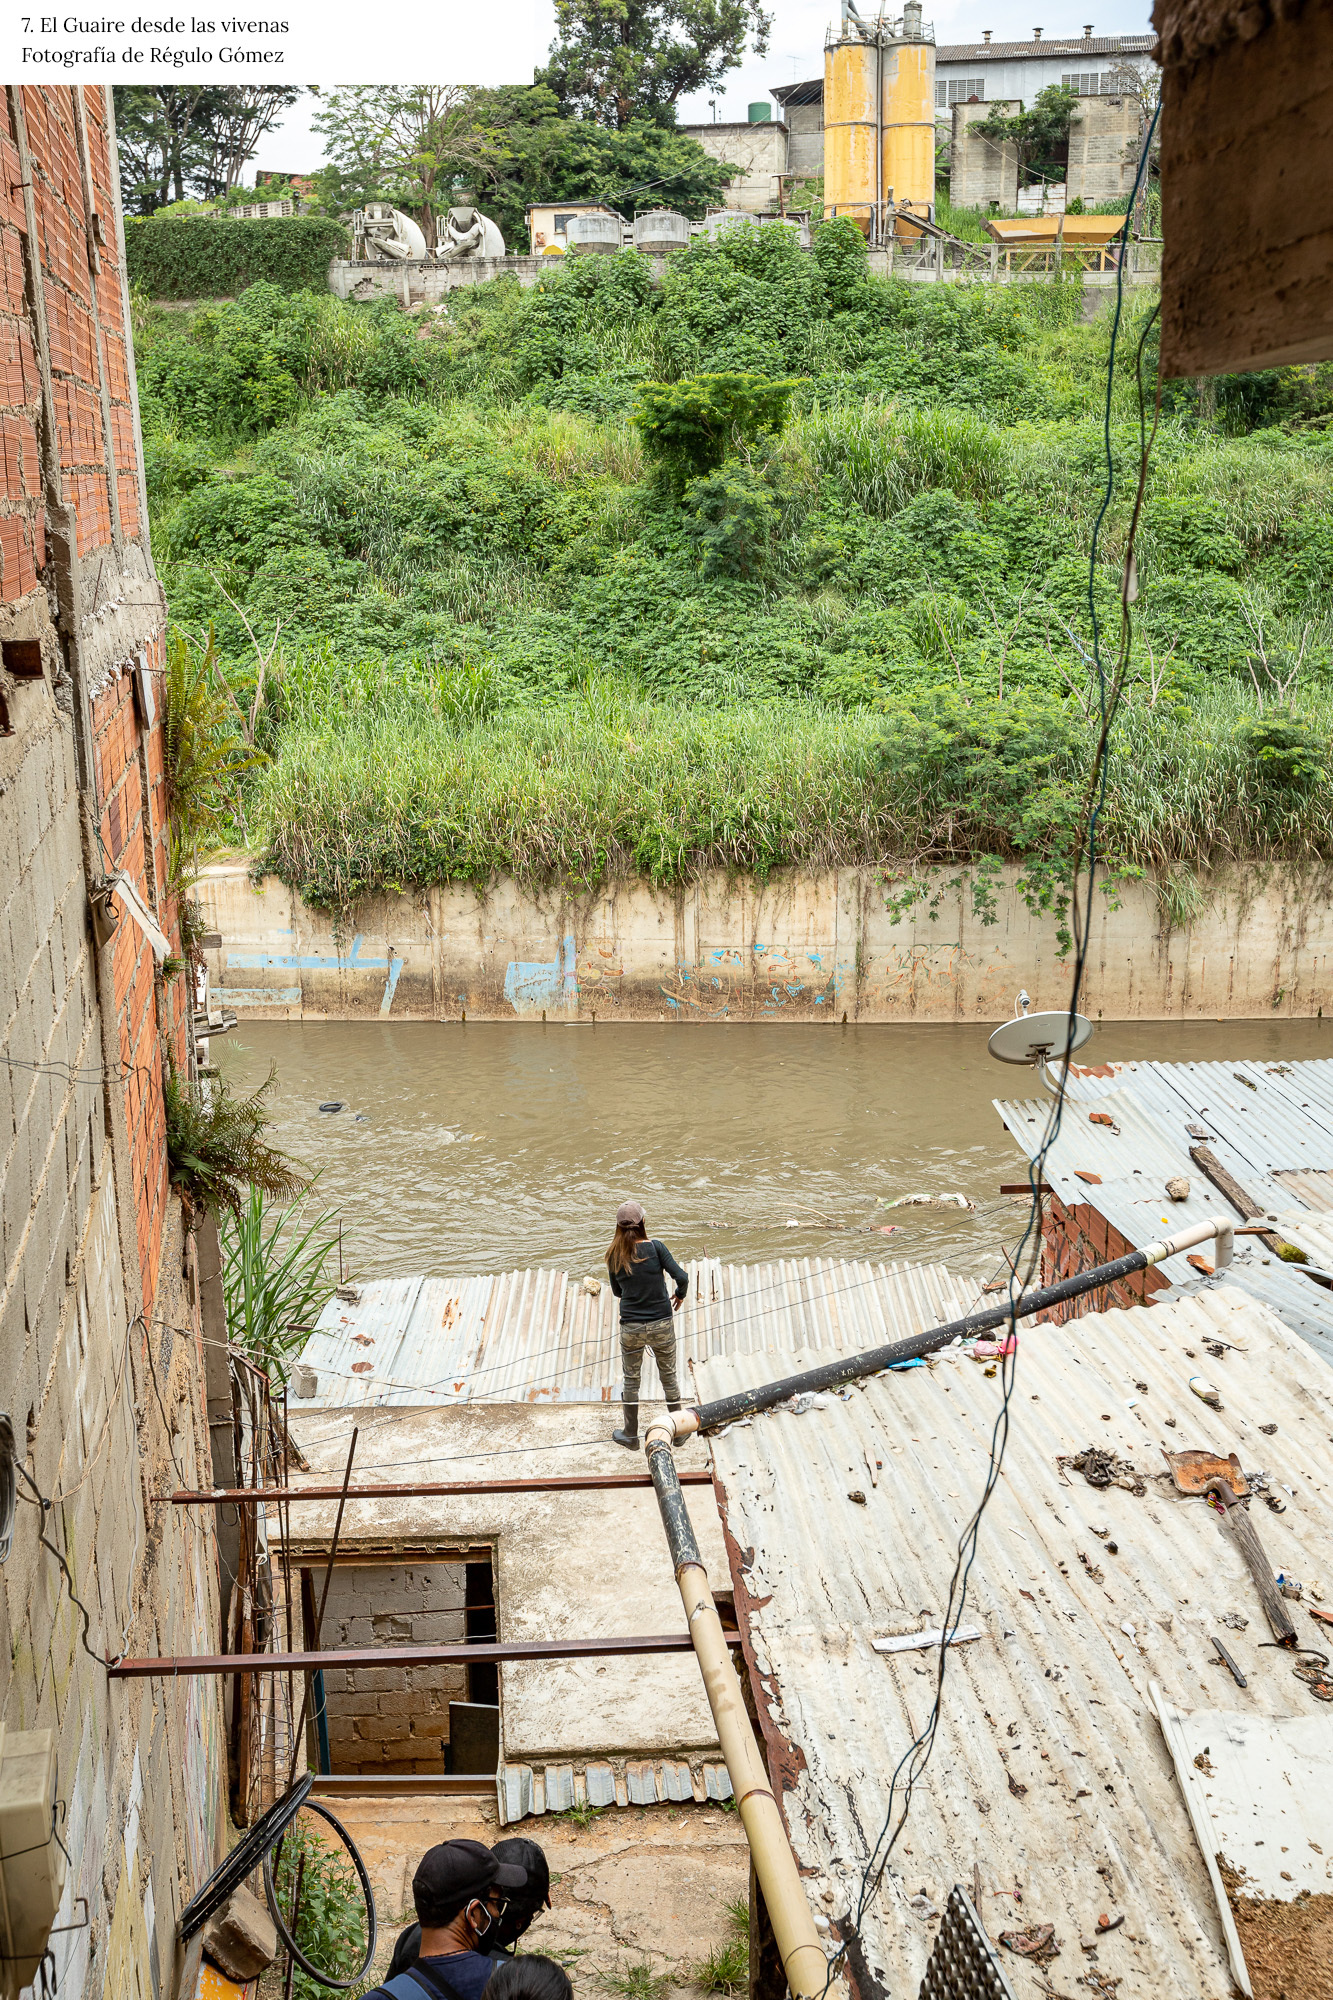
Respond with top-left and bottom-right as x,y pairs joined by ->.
987,1006 -> 1094,1067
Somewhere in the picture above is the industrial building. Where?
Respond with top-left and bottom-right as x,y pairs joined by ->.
741,20 -> 1155,224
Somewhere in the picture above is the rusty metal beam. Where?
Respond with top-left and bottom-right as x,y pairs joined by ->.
167,1472 -> 716,1505
108,1633 -> 744,1678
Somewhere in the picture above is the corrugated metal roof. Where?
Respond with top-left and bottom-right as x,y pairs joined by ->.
294,1258 -> 983,1410
994,1070 -> 1333,1366
1274,1210 -> 1333,1272
699,1288 -> 1333,2000
1059,1058 -> 1333,1180
938,33 -> 1154,58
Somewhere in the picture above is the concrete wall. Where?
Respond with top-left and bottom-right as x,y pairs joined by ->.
784,101 -> 824,182
678,121 -> 789,212
199,858 -> 1333,1024
949,100 -> 1020,210
1066,94 -> 1143,207
317,1562 -> 468,1775
0,85 -> 224,2000
1158,0 -> 1333,374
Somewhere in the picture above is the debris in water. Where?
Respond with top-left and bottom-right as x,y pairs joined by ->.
318,1100 -> 345,1113
1058,1448 -> 1146,1496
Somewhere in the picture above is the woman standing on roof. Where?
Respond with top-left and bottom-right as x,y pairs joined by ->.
607,1199 -> 688,1451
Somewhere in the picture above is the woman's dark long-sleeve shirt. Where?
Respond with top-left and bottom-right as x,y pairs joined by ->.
608,1240 -> 689,1325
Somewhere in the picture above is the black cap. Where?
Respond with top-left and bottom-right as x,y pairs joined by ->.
413,1840 -> 528,1921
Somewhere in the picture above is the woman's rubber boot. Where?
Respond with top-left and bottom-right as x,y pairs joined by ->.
612,1404 -> 639,1451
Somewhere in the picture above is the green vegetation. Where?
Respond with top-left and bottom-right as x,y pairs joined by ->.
136,219 -> 1333,920
268,1822 -> 372,2000
693,1897 -> 750,1995
164,1062 -> 308,1218
221,1187 -> 341,1384
126,216 -> 350,299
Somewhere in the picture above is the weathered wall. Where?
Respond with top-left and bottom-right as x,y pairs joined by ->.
0,85 -> 223,2000
199,859 -> 1333,1023
1155,0 -> 1333,373
1066,94 -> 1143,206
678,121 -> 790,212
949,100 -> 1019,210
317,1562 -> 468,1774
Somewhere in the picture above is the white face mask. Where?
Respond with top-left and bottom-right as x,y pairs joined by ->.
465,1899 -> 495,1941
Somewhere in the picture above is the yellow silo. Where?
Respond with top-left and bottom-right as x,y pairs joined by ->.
823,3 -> 937,240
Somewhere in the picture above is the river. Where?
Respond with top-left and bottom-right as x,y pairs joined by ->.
214,1019 -> 1332,1284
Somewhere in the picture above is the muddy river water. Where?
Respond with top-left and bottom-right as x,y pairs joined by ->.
216,1019 -> 1332,1284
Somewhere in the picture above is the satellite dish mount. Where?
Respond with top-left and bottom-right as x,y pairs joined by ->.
987,991 -> 1094,1067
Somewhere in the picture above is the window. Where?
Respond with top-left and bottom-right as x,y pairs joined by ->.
936,77 -> 986,106
1063,71 -> 1104,93
554,211 -> 581,235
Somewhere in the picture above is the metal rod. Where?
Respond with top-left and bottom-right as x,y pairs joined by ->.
286,1430 -> 356,1786
642,1417 -> 828,2000
169,1471 -> 716,1506
683,1216 -> 1237,1436
108,1633 -> 744,1678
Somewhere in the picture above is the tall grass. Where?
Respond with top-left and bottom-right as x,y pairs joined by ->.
251,676 -> 1333,908
797,403 -> 1007,511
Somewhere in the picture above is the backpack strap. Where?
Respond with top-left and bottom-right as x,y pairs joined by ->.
385,1967 -> 470,2000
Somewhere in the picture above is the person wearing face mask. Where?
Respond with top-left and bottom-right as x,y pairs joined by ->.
366,1839 -> 529,2000
387,1839 -> 552,1978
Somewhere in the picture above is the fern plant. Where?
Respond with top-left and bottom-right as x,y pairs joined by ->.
164,1060 -> 308,1220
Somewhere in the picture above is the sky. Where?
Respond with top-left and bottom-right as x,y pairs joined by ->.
248,0 -> 1154,177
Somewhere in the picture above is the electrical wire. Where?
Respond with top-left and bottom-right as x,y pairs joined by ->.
15,1464 -> 122,1668
824,109 -> 1165,1987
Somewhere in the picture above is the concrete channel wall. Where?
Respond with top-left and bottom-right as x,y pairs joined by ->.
199,859 -> 1333,1022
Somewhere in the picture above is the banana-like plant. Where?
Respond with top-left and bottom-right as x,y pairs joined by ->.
221,1181 -> 342,1384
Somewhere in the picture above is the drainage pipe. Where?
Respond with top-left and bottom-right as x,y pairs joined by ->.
677,1214 -> 1236,1437
642,1420 -> 829,2000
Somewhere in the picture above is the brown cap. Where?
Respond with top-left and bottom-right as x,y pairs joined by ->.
616,1199 -> 646,1226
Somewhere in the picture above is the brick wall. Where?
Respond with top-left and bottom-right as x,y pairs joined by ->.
318,1563 -> 469,1774
1038,1192 -> 1170,1321
0,85 -> 224,2000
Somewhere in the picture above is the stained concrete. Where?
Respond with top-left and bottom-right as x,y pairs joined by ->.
201,858 -> 1333,1024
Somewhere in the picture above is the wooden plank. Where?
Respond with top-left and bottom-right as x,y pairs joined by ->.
109,1632 -> 744,1678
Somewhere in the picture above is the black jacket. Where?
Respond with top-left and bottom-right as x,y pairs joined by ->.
608,1239 -> 688,1325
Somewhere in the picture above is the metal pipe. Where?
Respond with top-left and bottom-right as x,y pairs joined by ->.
679,1215 -> 1236,1436
108,1632 -> 745,1678
643,1418 -> 828,2000
168,1471 -> 716,1506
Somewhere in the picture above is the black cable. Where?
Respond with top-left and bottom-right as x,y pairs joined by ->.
15,1465 -> 121,1668
826,113 -> 1165,1985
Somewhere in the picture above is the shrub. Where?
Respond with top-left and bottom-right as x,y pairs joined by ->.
125,216 -> 349,298
1239,711 -> 1326,801
683,464 -> 781,579
635,372 -> 800,492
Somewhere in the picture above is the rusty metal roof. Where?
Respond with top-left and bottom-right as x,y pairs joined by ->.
294,1258 -> 982,1410
994,1061 -> 1333,1366
938,33 -> 1154,58
699,1287 -> 1333,1999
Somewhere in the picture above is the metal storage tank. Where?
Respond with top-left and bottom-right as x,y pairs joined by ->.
824,2 -> 936,240
702,209 -> 759,238
567,213 -> 624,253
633,209 -> 691,253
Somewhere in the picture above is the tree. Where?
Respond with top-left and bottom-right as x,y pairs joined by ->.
113,85 -> 304,211
468,85 -> 733,246
537,0 -> 773,130
975,83 -> 1077,188
310,86 -> 503,250
195,87 -> 304,199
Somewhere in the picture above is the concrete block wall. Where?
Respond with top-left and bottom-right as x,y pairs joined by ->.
317,1564 -> 469,1774
949,101 -> 1020,211
1066,95 -> 1142,207
0,85 -> 224,2000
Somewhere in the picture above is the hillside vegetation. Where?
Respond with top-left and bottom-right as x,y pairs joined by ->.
135,221 -> 1333,920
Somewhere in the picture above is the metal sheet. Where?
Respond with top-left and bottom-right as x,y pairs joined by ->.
1273,1210 -> 1333,1270
294,1259 -> 983,1409
700,1287 -> 1333,2000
